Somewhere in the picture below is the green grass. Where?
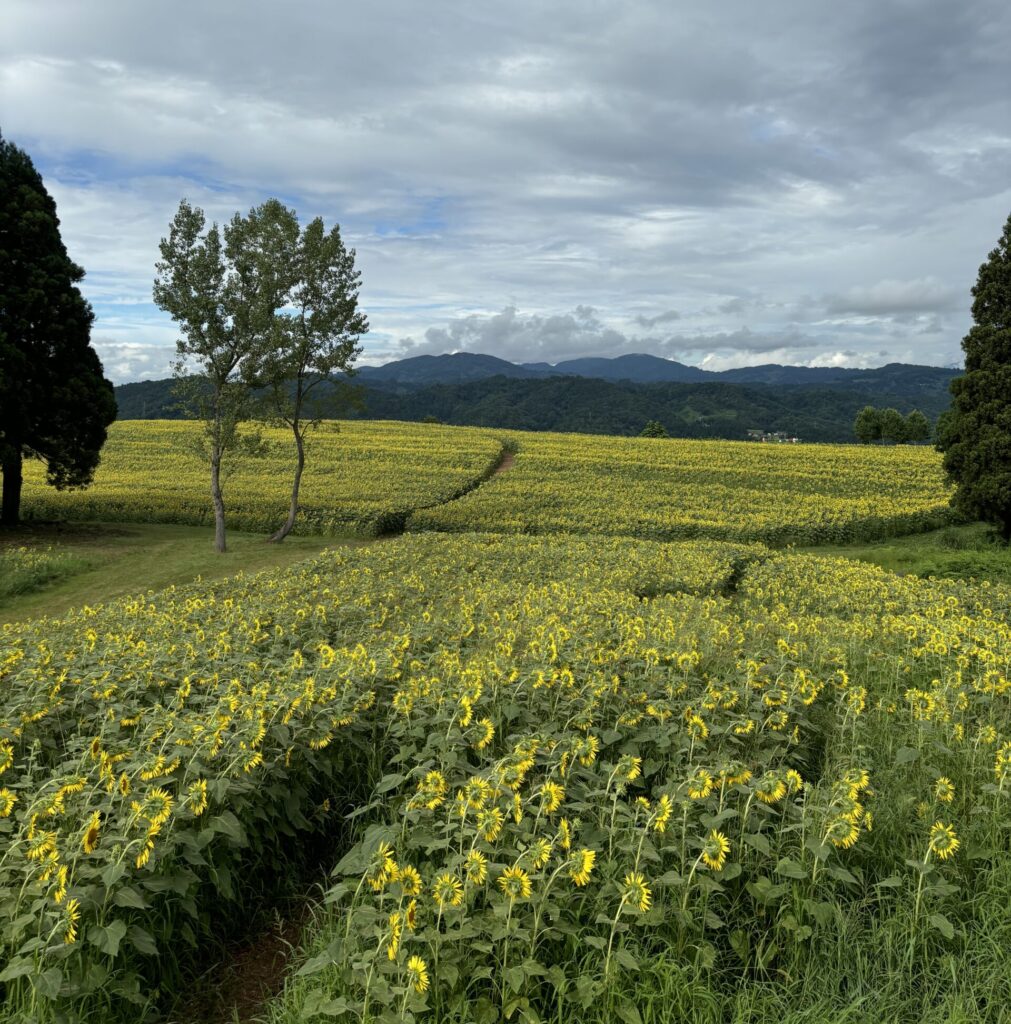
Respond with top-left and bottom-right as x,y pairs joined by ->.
0,522 -> 364,623
805,522 -> 1011,585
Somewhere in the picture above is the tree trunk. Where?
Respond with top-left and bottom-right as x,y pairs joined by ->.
210,447 -> 227,553
270,425 -> 304,543
1,448 -> 23,527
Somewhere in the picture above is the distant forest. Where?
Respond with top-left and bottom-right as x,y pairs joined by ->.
114,368 -> 955,444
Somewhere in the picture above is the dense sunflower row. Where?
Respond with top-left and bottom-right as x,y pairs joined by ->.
409,430 -> 955,544
18,420 -> 505,537
1,533 -> 1009,1021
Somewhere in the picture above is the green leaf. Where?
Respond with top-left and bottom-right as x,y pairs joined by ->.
128,925 -> 159,956
613,948 -> 639,970
616,999 -> 644,1024
34,967 -> 63,1001
744,832 -> 771,854
0,958 -> 34,983
895,746 -> 919,765
375,773 -> 406,794
775,857 -> 807,880
113,886 -> 149,910
929,913 -> 955,939
505,965 -> 525,994
89,919 -> 128,959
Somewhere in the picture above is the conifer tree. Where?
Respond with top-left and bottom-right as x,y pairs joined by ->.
937,212 -> 1011,541
0,135 -> 116,526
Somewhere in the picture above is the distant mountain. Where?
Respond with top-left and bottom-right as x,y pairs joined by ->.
356,352 -> 544,385
114,366 -> 958,444
354,351 -> 959,391
537,353 -> 711,383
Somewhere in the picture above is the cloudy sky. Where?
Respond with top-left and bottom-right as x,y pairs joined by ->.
4,0 -> 1010,382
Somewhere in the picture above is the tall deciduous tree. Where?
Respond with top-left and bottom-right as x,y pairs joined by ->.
153,199 -> 291,552
938,212 -> 1011,542
247,214 -> 368,542
0,135 -> 116,526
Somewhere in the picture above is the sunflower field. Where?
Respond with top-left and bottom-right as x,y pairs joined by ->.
2,531 -> 1010,1022
409,430 -> 955,544
18,420 -> 506,537
19,420 -> 954,546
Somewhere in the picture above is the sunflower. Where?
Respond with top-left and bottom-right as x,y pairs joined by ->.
928,821 -> 959,861
474,718 -> 495,750
618,754 -> 642,782
82,811 -> 101,855
539,780 -> 565,813
367,841 -> 398,891
933,777 -> 955,803
826,817 -> 859,849
464,850 -> 488,885
464,777 -> 493,809
497,865 -> 533,901
755,772 -> 787,805
0,788 -> 16,818
63,898 -> 81,944
687,715 -> 709,740
405,898 -> 418,931
397,864 -> 423,896
569,848 -> 596,887
386,911 -> 403,960
557,817 -> 572,851
187,779 -> 209,816
652,794 -> 673,833
477,806 -> 504,843
529,838 -> 553,870
432,872 -> 464,907
406,954 -> 430,994
784,769 -> 804,794
688,769 -> 713,801
701,830 -> 731,872
621,872 -> 652,912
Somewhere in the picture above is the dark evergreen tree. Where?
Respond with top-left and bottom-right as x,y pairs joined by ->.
0,135 -> 116,526
937,212 -> 1011,541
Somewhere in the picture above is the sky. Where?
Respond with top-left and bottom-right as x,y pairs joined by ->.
3,0 -> 1011,383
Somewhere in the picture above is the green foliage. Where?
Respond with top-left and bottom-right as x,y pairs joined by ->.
853,405 -> 882,443
854,406 -> 931,445
0,134 -> 116,526
938,211 -> 1011,542
153,199 -> 299,551
245,208 -> 368,541
639,420 -> 669,438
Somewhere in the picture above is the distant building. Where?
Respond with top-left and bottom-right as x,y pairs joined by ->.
746,429 -> 800,443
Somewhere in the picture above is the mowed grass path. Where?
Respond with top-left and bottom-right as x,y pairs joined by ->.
0,523 -> 356,623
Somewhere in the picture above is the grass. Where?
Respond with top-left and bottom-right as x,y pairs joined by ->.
804,522 -> 1011,586
0,521 -> 365,623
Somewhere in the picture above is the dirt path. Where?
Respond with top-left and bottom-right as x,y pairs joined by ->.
492,450 -> 515,475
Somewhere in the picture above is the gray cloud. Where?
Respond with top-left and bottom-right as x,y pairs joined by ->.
634,309 -> 681,327
822,277 -> 963,316
3,0 -> 1008,381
